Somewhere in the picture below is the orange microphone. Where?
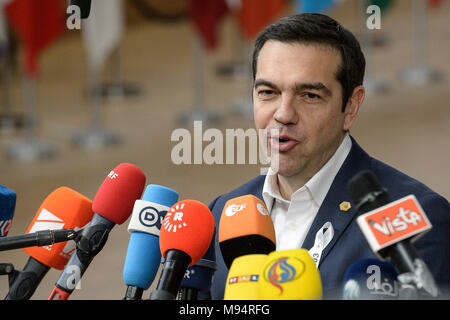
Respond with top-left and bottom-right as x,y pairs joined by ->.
150,200 -> 215,300
218,195 -> 276,269
5,187 -> 94,300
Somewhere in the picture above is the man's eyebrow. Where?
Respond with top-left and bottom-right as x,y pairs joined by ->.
295,82 -> 332,96
254,79 -> 278,90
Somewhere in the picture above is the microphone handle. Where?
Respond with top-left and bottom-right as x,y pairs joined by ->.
51,214 -> 114,298
0,229 -> 77,251
178,287 -> 198,300
383,240 -> 418,274
150,249 -> 191,300
385,240 -> 440,298
5,257 -> 50,300
123,286 -> 144,300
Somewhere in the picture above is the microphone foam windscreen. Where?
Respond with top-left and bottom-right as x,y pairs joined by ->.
92,163 -> 146,225
347,170 -> 391,213
342,258 -> 399,300
224,254 -> 267,300
23,187 -> 94,270
123,184 -> 179,289
259,249 -> 322,300
219,195 -> 275,269
0,184 -> 16,237
159,200 -> 215,266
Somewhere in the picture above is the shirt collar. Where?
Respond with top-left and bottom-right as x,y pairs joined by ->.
262,133 -> 352,210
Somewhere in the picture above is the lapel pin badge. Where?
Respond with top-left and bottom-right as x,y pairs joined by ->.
339,201 -> 351,212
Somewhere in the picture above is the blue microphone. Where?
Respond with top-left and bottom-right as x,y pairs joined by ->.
342,258 -> 400,300
122,184 -> 178,300
178,228 -> 218,300
0,185 -> 16,237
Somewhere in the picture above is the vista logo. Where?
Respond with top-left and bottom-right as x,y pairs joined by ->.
369,207 -> 423,236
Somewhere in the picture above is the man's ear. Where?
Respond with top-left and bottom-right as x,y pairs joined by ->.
343,85 -> 365,131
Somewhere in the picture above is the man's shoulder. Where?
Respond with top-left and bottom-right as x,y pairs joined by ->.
348,136 -> 446,203
369,156 -> 445,201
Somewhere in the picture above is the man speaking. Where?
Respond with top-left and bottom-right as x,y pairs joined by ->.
203,13 -> 450,299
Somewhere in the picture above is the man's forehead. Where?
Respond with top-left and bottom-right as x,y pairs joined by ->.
256,40 -> 342,87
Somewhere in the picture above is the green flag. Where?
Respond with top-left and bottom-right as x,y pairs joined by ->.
368,0 -> 394,12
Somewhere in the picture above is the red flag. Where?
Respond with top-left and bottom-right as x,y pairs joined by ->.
5,0 -> 64,77
188,0 -> 229,50
428,0 -> 444,8
236,0 -> 285,40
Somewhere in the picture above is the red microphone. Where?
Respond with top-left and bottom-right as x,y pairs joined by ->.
49,163 -> 146,300
150,200 -> 214,300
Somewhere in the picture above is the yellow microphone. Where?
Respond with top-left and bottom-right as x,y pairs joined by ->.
259,249 -> 322,300
224,254 -> 268,300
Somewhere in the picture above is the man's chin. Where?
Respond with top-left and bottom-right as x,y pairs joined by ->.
269,162 -> 299,178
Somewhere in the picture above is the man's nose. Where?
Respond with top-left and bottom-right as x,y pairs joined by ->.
273,94 -> 298,125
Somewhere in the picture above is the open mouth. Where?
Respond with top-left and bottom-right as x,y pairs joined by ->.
269,135 -> 299,152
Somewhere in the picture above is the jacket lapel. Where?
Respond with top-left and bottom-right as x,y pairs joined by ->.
301,136 -> 371,267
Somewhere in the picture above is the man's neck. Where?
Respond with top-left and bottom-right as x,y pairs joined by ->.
275,134 -> 348,201
277,174 -> 310,201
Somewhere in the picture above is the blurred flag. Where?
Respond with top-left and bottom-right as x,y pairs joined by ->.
0,0 -> 11,51
188,0 -> 229,49
82,0 -> 124,72
295,0 -> 342,13
236,0 -> 285,40
428,0 -> 444,8
5,0 -> 64,77
367,0 -> 394,12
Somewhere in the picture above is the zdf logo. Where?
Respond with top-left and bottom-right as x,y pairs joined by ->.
225,203 -> 246,217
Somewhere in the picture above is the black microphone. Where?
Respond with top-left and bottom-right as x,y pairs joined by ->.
0,229 -> 78,252
348,170 -> 440,298
178,229 -> 217,300
69,0 -> 91,19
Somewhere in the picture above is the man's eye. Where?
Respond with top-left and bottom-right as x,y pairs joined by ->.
258,90 -> 275,97
303,92 -> 321,100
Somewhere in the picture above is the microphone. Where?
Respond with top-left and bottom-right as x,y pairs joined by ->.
49,163 -> 146,300
224,254 -> 268,300
150,200 -> 215,300
348,170 -> 440,298
6,187 -> 94,300
0,229 -> 78,252
342,258 -> 400,300
0,184 -> 16,237
122,184 -> 179,300
178,229 -> 218,300
258,249 -> 322,300
218,195 -> 275,269
69,0 -> 91,19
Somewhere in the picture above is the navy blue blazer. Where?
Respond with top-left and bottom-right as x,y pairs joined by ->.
202,136 -> 450,299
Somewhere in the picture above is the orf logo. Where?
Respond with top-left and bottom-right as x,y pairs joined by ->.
163,203 -> 187,232
264,257 -> 305,295
139,206 -> 166,229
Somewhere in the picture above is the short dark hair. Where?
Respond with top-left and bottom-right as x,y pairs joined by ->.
252,13 -> 365,112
